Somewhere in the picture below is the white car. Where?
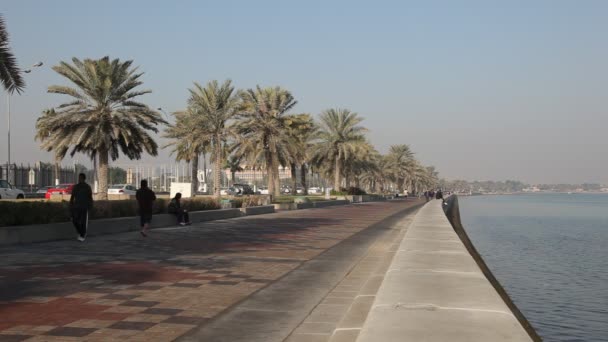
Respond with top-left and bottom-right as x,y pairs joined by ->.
107,184 -> 137,195
0,179 -> 25,199
308,187 -> 322,194
36,186 -> 54,194
258,187 -> 269,195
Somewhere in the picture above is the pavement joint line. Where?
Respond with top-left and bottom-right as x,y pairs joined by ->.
238,308 -> 292,313
332,328 -> 361,332
354,295 -> 376,298
374,303 -> 513,315
386,268 -> 484,275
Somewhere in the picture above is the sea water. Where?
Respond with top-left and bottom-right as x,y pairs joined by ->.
459,193 -> 608,342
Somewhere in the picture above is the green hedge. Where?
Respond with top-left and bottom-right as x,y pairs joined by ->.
0,195 -> 267,227
331,187 -> 367,196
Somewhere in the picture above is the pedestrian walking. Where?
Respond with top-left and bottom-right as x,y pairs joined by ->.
136,179 -> 156,237
168,193 -> 191,226
69,173 -> 93,242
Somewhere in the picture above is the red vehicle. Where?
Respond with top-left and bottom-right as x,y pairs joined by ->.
45,184 -> 75,199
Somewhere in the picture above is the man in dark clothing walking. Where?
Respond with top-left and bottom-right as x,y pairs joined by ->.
136,179 -> 156,237
70,173 -> 93,242
168,193 -> 191,226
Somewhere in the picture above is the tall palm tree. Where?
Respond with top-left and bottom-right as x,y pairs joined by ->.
385,144 -> 416,192
284,114 -> 316,195
342,141 -> 376,188
163,108 -> 210,195
35,109 -> 69,185
47,57 -> 166,199
0,15 -> 24,94
187,80 -> 238,197
233,86 -> 297,197
313,108 -> 367,190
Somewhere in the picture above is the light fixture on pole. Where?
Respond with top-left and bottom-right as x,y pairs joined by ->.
6,62 -> 43,182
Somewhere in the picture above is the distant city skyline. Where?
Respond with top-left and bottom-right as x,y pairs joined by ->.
1,0 -> 607,184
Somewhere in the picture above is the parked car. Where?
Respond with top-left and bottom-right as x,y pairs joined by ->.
108,184 -> 137,195
258,186 -> 269,195
36,186 -> 54,194
308,187 -> 322,194
45,184 -> 74,199
0,179 -> 25,199
296,187 -> 304,194
220,187 -> 230,195
232,183 -> 254,195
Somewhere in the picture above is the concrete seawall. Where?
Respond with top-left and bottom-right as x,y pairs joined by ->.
357,199 -> 539,341
443,195 -> 541,341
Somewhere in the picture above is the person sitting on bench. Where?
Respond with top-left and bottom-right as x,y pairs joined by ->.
168,193 -> 191,226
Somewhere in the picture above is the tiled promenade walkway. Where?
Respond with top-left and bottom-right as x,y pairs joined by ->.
0,200 -> 420,342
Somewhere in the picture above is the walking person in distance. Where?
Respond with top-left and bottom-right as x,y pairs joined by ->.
136,179 -> 156,237
70,173 -> 93,242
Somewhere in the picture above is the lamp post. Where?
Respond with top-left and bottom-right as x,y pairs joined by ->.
6,62 -> 43,181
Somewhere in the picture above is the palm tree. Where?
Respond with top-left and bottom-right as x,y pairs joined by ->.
47,57 -> 166,199
163,108 -> 210,195
313,108 -> 367,190
284,114 -> 316,195
385,144 -> 416,192
187,80 -> 238,197
342,141 -> 376,189
233,86 -> 297,197
224,155 -> 244,183
35,109 -> 69,185
0,15 -> 24,94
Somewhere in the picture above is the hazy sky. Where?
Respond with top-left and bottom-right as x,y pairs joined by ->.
1,0 -> 607,184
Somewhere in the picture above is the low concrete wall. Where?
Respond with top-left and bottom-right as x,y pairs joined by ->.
274,203 -> 297,210
0,208 -> 243,246
345,194 -> 389,203
312,199 -> 349,208
296,202 -> 314,209
273,202 -> 318,210
239,205 -> 275,216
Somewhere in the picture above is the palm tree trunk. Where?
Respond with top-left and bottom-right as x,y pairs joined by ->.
265,150 -> 274,197
301,164 -> 308,195
98,149 -> 109,200
231,170 -> 236,183
334,154 -> 341,190
191,154 -> 199,197
271,158 -> 280,197
273,162 -> 280,197
214,138 -> 222,198
202,151 -> 207,192
291,163 -> 297,195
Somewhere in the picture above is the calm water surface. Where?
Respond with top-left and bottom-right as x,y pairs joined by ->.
459,193 -> 608,342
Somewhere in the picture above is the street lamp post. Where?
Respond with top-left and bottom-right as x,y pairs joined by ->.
6,62 -> 43,182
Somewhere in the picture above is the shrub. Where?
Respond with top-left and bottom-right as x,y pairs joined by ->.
343,187 -> 367,195
0,196 -> 238,227
0,200 -> 71,226
182,197 -> 220,211
239,195 -> 269,208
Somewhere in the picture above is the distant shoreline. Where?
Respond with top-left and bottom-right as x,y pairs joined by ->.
459,191 -> 608,196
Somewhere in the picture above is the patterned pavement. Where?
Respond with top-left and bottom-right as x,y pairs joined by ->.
0,200 -> 420,342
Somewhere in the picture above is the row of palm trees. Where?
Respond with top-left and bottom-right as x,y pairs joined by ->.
33,56 -> 438,199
